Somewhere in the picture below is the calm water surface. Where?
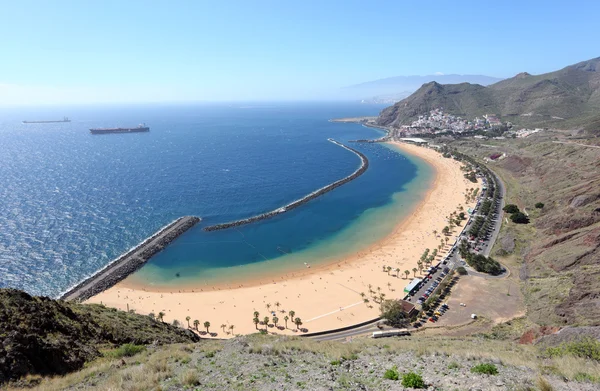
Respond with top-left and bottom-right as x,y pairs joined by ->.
0,102 -> 431,296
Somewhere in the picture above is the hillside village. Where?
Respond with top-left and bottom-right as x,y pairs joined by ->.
384,108 -> 546,140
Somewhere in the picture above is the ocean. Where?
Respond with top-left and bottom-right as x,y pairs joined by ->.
0,102 -> 432,297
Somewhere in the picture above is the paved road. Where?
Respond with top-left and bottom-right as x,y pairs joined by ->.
483,170 -> 505,257
309,320 -> 383,341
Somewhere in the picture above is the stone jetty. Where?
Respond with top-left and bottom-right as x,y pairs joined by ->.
60,216 -> 201,302
204,139 -> 369,231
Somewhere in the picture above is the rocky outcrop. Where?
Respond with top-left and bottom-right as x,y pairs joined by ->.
570,194 -> 600,208
0,289 -> 198,384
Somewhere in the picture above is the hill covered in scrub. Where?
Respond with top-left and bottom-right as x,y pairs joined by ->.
446,132 -> 600,328
377,57 -> 600,133
0,289 -> 198,384
4,334 -> 600,391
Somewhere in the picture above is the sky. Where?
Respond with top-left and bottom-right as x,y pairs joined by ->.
0,0 -> 599,104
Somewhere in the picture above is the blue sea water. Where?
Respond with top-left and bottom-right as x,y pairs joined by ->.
0,102 -> 431,297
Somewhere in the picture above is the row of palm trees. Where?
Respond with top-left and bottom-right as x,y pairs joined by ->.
148,311 -> 236,336
253,310 -> 303,331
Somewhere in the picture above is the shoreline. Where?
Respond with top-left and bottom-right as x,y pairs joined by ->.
87,142 -> 478,337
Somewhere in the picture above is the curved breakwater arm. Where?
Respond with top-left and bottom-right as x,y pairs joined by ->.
204,139 -> 369,232
59,216 -> 201,301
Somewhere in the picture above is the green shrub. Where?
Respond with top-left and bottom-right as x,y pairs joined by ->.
401,372 -> 425,388
535,202 -> 545,209
456,266 -> 468,275
573,372 -> 596,382
545,337 -> 600,361
383,365 -> 399,381
503,204 -> 520,213
510,212 -> 529,224
471,363 -> 498,375
108,343 -> 145,358
447,361 -> 461,369
330,360 -> 341,366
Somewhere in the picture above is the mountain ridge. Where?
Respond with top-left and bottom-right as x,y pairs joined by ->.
377,57 -> 600,132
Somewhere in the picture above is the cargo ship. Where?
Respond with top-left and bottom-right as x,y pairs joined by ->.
89,124 -> 149,134
23,117 -> 70,124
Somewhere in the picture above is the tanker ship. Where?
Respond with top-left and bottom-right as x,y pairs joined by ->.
90,124 -> 149,134
23,117 -> 71,124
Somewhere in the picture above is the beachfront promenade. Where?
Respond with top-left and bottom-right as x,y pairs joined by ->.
204,139 -> 368,231
61,216 -> 200,302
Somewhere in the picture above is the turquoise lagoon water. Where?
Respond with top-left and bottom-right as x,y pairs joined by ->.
0,103 -> 432,296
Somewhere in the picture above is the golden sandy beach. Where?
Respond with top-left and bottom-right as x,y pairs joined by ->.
87,142 -> 479,337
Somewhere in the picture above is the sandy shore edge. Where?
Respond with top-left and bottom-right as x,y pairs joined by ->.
87,142 -> 478,338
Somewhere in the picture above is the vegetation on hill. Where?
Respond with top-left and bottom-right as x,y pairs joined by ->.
448,132 -> 600,327
377,57 -> 600,133
0,289 -> 198,384
4,334 -> 599,390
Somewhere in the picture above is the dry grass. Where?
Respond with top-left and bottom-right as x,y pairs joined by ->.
537,376 -> 554,391
4,336 -> 600,390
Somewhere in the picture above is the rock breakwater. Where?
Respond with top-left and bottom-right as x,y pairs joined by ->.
204,139 -> 368,231
60,216 -> 201,301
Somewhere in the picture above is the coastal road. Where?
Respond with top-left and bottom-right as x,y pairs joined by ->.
483,170 -> 505,258
309,320 -> 383,341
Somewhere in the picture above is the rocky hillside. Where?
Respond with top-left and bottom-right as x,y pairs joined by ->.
449,133 -> 600,327
378,57 -> 600,133
0,289 -> 198,384
5,334 -> 600,390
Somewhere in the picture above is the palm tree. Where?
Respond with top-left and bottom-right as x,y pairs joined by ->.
376,286 -> 381,292
382,265 -> 387,272
204,321 -> 211,333
148,312 -> 155,320
221,324 -> 227,333
363,298 -> 369,304
263,316 -> 270,329
417,261 -> 423,274
274,301 -> 281,312
412,267 -> 418,277
185,316 -> 191,328
273,316 -> 279,327
253,317 -> 260,329
157,312 -> 165,322
367,284 -> 373,290
404,270 -> 410,279
433,229 -> 437,237
360,292 -> 366,298
193,319 -> 200,330
395,268 -> 401,278
294,317 -> 302,331
445,237 -> 449,244
229,324 -> 235,335
284,315 -> 289,329
253,311 -> 260,319
266,303 -> 271,311
386,266 -> 392,275
289,310 -> 295,321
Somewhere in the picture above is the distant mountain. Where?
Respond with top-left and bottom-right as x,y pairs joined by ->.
343,74 -> 503,102
377,57 -> 600,133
